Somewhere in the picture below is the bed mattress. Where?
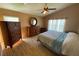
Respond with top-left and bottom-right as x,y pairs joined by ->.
38,30 -> 79,55
38,30 -> 62,47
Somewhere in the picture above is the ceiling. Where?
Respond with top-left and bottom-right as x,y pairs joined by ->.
0,3 -> 74,17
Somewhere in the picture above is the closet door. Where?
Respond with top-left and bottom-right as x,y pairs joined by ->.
6,22 -> 21,47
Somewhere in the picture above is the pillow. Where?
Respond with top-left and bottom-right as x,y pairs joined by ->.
62,32 -> 79,55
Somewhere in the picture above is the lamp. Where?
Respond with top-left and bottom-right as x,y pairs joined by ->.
42,5 -> 48,15
43,10 -> 48,14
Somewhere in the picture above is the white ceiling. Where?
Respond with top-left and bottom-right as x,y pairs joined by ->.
0,3 -> 74,17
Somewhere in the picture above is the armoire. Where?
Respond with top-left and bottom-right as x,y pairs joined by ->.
0,21 -> 21,48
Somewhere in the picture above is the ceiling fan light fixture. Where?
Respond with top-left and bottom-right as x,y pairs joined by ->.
41,3 -> 56,15
43,10 -> 48,14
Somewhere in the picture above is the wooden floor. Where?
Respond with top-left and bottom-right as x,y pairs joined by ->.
2,36 -> 57,56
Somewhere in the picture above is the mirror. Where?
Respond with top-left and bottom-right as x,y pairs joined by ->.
29,17 -> 37,26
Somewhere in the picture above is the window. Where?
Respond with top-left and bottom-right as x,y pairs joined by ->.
4,16 -> 19,22
48,19 -> 65,32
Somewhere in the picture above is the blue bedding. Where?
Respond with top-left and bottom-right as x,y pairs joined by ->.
38,31 -> 67,54
51,32 -> 67,54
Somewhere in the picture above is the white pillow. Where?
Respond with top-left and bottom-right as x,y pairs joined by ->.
62,32 -> 79,56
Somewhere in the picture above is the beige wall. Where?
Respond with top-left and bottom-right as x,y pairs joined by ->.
0,24 -> 5,49
0,8 -> 44,38
43,4 -> 79,33
0,22 -> 8,49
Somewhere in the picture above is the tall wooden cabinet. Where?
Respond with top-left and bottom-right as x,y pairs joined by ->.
0,21 -> 21,48
6,22 -> 21,48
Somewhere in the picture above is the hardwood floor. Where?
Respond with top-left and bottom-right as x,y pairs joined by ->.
2,36 -> 57,56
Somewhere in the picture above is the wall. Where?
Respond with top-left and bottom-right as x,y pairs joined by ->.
43,4 -> 79,33
0,24 -> 5,49
0,22 -> 8,49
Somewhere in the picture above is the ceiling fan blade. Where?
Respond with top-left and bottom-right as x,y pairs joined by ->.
48,8 -> 56,10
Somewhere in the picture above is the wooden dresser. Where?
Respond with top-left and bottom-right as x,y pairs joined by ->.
40,28 -> 47,33
26,26 -> 40,37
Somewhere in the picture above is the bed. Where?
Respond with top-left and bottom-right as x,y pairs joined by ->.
38,30 -> 79,56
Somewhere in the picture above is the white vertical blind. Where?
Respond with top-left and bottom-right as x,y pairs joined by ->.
48,19 -> 65,32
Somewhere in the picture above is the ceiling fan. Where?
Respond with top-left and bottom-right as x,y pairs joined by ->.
41,3 -> 56,14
